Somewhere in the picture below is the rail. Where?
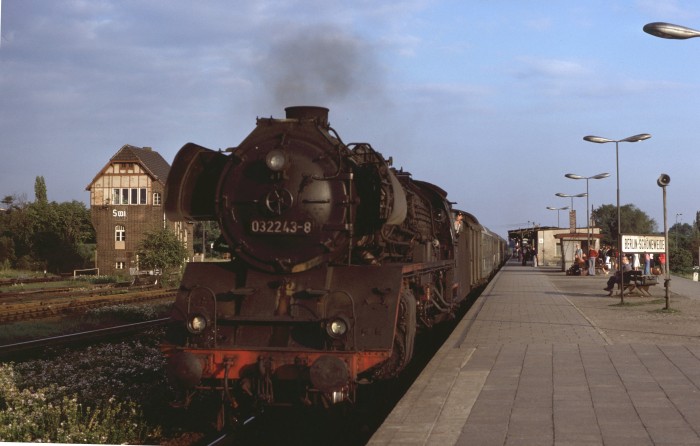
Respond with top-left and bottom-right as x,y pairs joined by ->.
0,317 -> 171,358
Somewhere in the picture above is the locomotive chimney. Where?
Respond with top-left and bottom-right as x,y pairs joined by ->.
285,106 -> 329,125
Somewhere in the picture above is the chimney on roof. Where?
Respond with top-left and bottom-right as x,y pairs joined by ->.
143,146 -> 152,151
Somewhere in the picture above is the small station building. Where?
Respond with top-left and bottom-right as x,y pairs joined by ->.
86,144 -> 193,276
509,225 -> 602,271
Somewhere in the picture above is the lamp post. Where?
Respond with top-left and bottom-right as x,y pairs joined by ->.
644,22 -> 700,39
564,173 -> 610,254
675,213 -> 683,249
658,174 -> 671,310
546,206 -> 569,228
583,133 -> 652,304
555,192 -> 587,231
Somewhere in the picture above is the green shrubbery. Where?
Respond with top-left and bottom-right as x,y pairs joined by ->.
0,338 -> 169,443
0,362 -> 158,443
0,343 -> 166,443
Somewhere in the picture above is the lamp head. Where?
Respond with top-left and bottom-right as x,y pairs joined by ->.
565,173 -> 584,180
644,22 -> 700,39
583,135 -> 613,144
622,133 -> 652,143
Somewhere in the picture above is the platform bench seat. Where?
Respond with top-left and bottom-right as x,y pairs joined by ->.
619,271 -> 658,297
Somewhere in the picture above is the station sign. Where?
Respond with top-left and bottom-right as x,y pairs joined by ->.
621,234 -> 665,253
112,209 -> 127,218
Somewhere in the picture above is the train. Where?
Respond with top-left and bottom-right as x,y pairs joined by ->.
161,106 -> 507,425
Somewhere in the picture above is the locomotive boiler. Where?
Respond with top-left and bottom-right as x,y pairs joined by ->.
162,106 -> 476,421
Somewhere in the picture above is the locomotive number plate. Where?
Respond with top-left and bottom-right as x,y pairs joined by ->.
250,220 -> 313,235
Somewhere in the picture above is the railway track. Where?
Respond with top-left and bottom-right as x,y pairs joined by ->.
0,288 -> 177,323
0,317 -> 171,359
0,276 -> 68,287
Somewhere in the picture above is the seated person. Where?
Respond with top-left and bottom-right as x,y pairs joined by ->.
604,256 -> 631,292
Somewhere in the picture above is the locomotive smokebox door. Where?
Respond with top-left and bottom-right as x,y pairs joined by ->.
165,143 -> 229,221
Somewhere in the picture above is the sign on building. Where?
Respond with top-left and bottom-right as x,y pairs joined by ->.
621,234 -> 666,253
569,210 -> 576,233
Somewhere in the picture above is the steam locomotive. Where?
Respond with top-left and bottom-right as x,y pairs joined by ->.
162,106 -> 506,424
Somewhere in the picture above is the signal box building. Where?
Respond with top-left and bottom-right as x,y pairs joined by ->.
86,144 -> 193,276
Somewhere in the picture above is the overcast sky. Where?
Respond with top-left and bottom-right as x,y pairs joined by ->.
1,0 -> 699,237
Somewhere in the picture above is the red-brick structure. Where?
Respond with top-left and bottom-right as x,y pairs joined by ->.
86,144 -> 193,276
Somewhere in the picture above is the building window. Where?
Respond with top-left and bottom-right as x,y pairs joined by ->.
153,192 -> 162,205
115,225 -> 126,241
112,188 -> 147,205
116,261 -> 126,270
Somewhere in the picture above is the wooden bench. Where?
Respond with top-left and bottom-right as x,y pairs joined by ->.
608,271 -> 658,297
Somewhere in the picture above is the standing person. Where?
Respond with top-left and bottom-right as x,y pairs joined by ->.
588,246 -> 598,276
658,252 -> 666,274
574,244 -> 583,265
632,253 -> 640,271
643,252 -> 651,275
605,245 -> 613,270
531,246 -> 538,267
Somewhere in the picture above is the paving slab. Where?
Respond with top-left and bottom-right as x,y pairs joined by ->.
369,261 -> 700,445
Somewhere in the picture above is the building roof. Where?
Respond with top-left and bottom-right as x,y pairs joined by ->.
86,144 -> 171,190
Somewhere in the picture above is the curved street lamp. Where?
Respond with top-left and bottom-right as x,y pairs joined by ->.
644,22 -> 700,40
564,173 -> 610,257
546,206 -> 569,228
583,133 -> 651,304
555,192 -> 587,230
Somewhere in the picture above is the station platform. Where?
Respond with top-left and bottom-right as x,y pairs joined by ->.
369,260 -> 700,445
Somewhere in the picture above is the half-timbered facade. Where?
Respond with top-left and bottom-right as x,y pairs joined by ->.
86,145 -> 193,276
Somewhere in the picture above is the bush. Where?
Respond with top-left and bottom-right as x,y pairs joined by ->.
1,339 -> 170,443
0,363 -> 156,443
78,274 -> 119,284
12,341 -> 167,410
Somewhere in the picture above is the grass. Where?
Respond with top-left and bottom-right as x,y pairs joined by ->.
608,298 -> 668,308
651,307 -> 681,314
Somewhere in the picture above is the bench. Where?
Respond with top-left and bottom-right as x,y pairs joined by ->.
608,271 -> 658,297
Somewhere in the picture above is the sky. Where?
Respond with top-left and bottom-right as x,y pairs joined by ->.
1,0 -> 700,238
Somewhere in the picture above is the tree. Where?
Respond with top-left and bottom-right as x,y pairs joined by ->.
2,195 -> 14,208
193,221 -> 222,258
30,200 -> 96,272
34,176 -> 48,204
136,227 -> 188,277
592,204 -> 658,247
0,188 -> 95,272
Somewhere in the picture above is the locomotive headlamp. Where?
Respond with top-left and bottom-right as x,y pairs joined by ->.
325,317 -> 349,338
265,149 -> 288,171
187,313 -> 208,334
